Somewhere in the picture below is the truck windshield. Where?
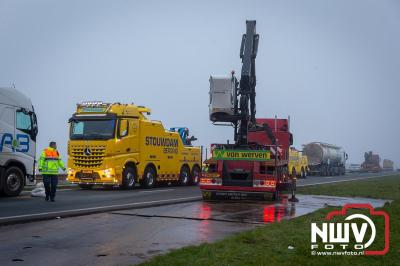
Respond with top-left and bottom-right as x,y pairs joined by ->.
70,119 -> 116,140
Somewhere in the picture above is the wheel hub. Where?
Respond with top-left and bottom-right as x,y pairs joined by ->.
127,172 -> 135,187
147,172 -> 154,186
7,173 -> 20,192
182,172 -> 188,183
193,171 -> 199,183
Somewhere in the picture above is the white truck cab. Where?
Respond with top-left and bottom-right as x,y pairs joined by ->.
0,87 -> 38,196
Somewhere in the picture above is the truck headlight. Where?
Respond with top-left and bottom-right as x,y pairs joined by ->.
67,168 -> 74,175
103,168 -> 114,178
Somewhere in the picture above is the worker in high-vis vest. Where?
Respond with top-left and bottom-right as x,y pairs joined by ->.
39,141 -> 66,202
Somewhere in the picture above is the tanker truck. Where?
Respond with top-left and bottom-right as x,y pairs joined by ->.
302,142 -> 347,176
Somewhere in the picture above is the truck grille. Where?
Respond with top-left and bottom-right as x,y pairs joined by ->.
70,145 -> 106,168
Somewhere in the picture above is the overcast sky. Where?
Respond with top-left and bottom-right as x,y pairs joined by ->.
1,0 -> 399,167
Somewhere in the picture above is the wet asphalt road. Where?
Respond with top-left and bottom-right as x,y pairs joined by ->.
0,194 -> 389,265
0,172 -> 393,224
0,172 -> 394,265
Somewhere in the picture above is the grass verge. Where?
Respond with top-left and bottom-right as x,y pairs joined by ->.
141,174 -> 400,266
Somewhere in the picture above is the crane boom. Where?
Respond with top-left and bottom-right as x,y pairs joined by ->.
208,20 -> 259,146
237,20 -> 259,145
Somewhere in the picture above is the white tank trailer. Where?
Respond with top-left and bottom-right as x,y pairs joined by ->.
302,142 -> 348,176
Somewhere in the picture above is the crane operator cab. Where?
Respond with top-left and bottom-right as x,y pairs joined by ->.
209,74 -> 236,123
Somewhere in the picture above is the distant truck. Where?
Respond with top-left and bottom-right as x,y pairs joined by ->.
302,142 -> 347,176
382,159 -> 394,172
67,102 -> 201,189
0,87 -> 38,196
361,151 -> 381,173
288,147 -> 308,178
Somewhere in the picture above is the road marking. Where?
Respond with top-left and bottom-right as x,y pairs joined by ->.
298,174 -> 391,187
0,196 -> 201,222
139,189 -> 175,193
21,188 -> 75,195
24,188 -> 174,195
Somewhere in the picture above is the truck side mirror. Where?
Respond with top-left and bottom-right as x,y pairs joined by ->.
31,125 -> 38,141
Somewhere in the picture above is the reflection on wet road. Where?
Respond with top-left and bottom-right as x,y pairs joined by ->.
113,194 -> 389,225
0,195 -> 390,266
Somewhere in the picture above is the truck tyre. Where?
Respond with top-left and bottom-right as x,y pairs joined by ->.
179,166 -> 190,186
301,167 -> 306,178
3,166 -> 24,196
122,166 -> 136,190
190,165 -> 201,185
142,166 -> 156,189
291,167 -> 296,178
323,166 -> 328,176
79,184 -> 94,190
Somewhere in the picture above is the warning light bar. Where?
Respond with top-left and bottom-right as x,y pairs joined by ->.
79,101 -> 111,107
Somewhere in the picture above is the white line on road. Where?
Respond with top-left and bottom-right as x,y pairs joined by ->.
297,174 -> 391,187
139,189 -> 175,193
0,196 -> 201,222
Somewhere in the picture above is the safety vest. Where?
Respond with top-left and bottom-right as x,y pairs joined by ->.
39,147 -> 65,175
45,148 -> 59,160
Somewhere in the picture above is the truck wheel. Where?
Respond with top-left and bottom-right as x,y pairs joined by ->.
323,167 -> 328,176
190,165 -> 201,185
3,166 -> 24,196
179,166 -> 190,186
301,167 -> 306,178
79,184 -> 94,190
142,166 -> 156,189
122,166 -> 136,190
291,167 -> 296,178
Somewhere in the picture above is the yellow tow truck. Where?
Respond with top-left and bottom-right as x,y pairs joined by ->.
67,101 -> 201,189
288,147 -> 308,178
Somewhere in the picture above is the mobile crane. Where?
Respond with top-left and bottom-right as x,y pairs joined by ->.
201,20 -> 297,201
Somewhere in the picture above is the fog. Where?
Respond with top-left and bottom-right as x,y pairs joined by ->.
1,0 -> 399,167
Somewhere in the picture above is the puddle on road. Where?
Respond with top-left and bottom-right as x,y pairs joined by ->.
112,194 -> 390,225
